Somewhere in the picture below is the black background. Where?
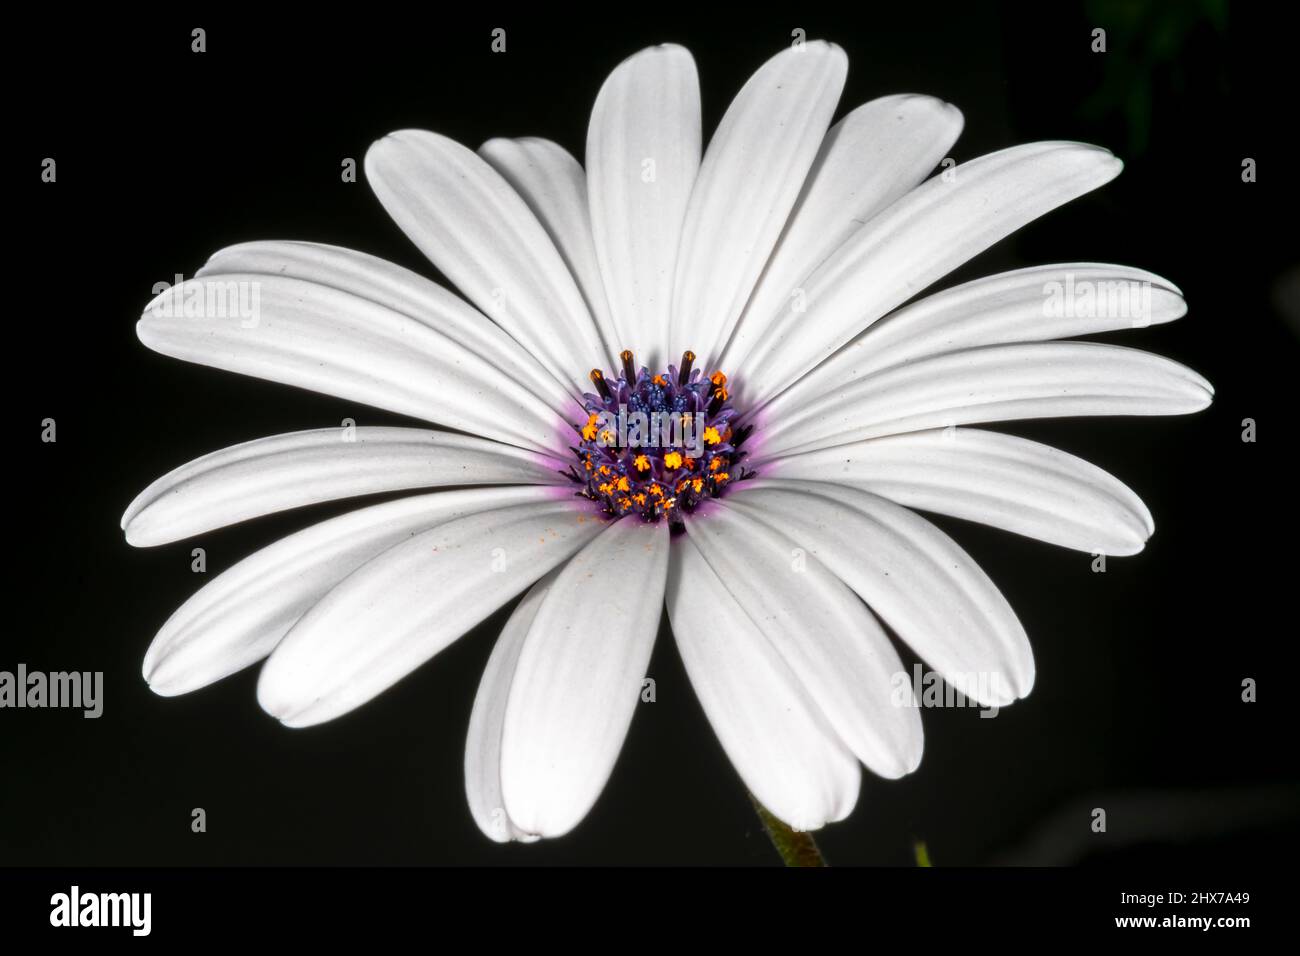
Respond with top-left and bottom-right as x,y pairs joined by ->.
7,2 -> 1296,870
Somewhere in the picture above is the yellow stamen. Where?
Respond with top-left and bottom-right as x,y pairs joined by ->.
581,413 -> 599,441
633,454 -> 651,471
663,451 -> 683,469
703,426 -> 722,445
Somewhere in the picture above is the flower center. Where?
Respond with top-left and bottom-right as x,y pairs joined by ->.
565,350 -> 752,523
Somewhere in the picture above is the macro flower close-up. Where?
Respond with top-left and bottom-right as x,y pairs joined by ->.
120,38 -> 1213,846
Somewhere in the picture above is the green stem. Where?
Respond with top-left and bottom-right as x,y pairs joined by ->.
914,839 -> 932,867
749,794 -> 827,867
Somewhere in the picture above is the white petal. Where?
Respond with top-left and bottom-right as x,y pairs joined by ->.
688,502 -> 923,778
365,130 -> 608,394
763,428 -> 1154,555
479,137 -> 621,360
742,142 -> 1125,407
757,342 -> 1213,458
772,263 -> 1186,412
138,274 -> 574,456
721,94 -> 963,374
666,533 -> 860,831
498,519 -> 669,837
725,480 -> 1033,707
465,573 -> 554,844
143,486 -> 555,697
198,240 -> 574,420
257,498 -> 603,727
122,427 -> 566,547
672,41 -> 847,366
586,44 -> 701,366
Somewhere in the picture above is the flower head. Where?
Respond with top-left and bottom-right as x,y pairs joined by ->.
125,41 -> 1211,841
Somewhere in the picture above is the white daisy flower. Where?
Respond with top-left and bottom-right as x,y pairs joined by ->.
124,41 -> 1212,843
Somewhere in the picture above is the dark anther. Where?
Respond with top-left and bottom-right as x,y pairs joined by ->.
589,368 -> 612,401
732,424 -> 754,447
678,350 -> 695,385
620,349 -> 636,384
